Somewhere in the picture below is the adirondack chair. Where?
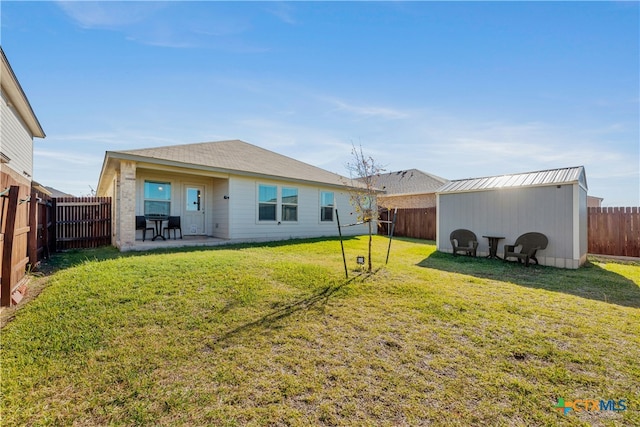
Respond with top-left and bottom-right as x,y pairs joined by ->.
503,232 -> 548,266
450,229 -> 478,257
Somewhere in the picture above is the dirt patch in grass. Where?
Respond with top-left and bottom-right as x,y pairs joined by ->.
0,259 -> 57,329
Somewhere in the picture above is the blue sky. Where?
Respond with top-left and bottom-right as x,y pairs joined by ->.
2,1 -> 638,206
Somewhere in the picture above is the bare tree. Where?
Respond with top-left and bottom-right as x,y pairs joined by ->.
345,144 -> 384,272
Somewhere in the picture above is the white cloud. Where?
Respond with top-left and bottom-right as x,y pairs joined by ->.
34,148 -> 102,166
55,1 -> 269,51
266,2 -> 298,25
326,98 -> 410,120
56,1 -> 165,29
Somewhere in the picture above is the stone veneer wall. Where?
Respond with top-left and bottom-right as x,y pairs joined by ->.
117,160 -> 137,250
378,193 -> 436,209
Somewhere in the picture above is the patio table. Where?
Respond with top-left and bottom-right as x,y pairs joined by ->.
145,215 -> 169,241
483,235 -> 505,259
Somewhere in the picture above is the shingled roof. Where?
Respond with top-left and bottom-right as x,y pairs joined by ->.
375,169 -> 448,195
104,139 -> 363,189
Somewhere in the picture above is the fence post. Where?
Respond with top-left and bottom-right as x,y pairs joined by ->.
1,186 -> 19,306
51,197 -> 57,252
28,188 -> 38,267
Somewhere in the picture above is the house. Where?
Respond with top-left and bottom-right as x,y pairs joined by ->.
0,47 -> 46,188
436,166 -> 588,269
375,169 -> 448,209
96,140 -> 371,251
587,195 -> 603,208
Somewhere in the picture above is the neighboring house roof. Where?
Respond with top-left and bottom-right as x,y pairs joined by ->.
0,46 -> 45,138
32,181 -> 74,197
99,139 -> 366,190
47,187 -> 75,198
438,166 -> 587,194
375,169 -> 448,196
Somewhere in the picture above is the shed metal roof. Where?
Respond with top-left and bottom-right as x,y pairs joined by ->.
437,166 -> 587,194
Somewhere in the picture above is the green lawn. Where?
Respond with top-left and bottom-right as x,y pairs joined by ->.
1,237 -> 639,426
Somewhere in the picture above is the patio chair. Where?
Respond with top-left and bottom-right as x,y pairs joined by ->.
503,232 -> 548,266
135,215 -> 154,242
450,229 -> 478,257
163,216 -> 183,239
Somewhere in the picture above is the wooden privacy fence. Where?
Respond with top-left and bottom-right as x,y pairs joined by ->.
1,182 -> 53,306
54,197 -> 111,251
2,188 -> 111,306
588,207 -> 640,258
379,207 -> 436,240
1,185 -> 27,306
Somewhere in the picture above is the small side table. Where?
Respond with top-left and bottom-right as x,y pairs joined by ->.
483,235 -> 505,259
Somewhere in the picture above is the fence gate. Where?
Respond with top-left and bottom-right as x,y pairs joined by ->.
54,197 -> 111,251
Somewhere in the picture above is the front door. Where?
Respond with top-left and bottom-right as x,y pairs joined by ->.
184,185 -> 205,235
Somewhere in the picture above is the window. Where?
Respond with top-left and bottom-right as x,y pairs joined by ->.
258,184 -> 277,221
144,181 -> 171,216
320,191 -> 334,222
282,187 -> 298,221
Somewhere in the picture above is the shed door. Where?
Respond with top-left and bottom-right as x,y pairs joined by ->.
184,186 -> 205,235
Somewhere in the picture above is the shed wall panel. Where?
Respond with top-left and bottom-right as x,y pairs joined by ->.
579,188 -> 588,261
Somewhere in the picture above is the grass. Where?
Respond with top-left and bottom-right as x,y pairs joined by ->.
1,236 -> 639,426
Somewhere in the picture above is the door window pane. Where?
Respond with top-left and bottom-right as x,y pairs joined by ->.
186,188 -> 201,212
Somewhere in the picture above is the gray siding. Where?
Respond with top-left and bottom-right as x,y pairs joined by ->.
1,91 -> 33,179
437,184 -> 585,268
228,176 -> 368,240
578,187 -> 588,263
210,178 -> 230,239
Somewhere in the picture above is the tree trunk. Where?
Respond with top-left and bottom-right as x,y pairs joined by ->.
368,220 -> 373,272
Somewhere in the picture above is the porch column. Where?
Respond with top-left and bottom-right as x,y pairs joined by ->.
118,160 -> 137,250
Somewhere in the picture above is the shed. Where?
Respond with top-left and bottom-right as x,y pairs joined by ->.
436,166 -> 588,269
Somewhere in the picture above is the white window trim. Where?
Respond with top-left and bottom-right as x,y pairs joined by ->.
320,191 -> 335,223
143,180 -> 172,216
256,183 -> 300,224
281,187 -> 298,222
257,183 -> 278,222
